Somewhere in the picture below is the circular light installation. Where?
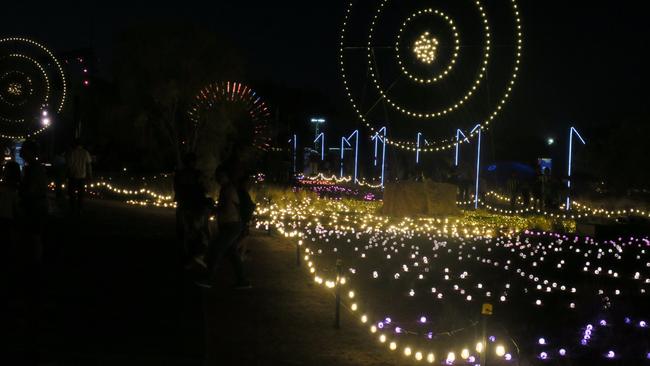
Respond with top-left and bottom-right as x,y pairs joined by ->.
0,37 -> 67,139
188,81 -> 271,151
339,0 -> 523,152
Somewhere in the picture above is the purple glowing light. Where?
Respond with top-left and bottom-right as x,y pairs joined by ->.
377,322 -> 384,329
427,332 -> 433,339
539,352 -> 548,360
489,335 -> 496,342
385,317 -> 392,324
395,327 -> 401,334
420,316 -> 427,323
559,349 -> 566,356
625,317 -> 632,324
606,350 -> 615,359
538,337 -> 546,345
504,353 -> 512,361
599,319 -> 607,326
640,320 -> 647,328
580,339 -> 588,346
468,356 -> 476,362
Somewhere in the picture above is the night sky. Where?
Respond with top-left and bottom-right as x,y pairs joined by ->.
4,1 -> 649,151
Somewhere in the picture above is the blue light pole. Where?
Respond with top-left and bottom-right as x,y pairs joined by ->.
566,126 -> 586,211
314,132 -> 325,160
340,130 -> 359,182
290,134 -> 297,175
470,124 -> 482,209
372,127 -> 387,187
416,132 -> 422,164
454,128 -> 468,167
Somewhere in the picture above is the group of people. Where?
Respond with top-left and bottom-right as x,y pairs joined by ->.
174,153 -> 255,289
506,168 -> 565,209
0,139 -> 93,265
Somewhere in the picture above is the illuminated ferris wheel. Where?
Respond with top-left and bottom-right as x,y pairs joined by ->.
339,0 -> 523,152
188,81 -> 271,151
0,37 -> 67,140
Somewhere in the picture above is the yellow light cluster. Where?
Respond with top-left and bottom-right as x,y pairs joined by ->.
412,32 -> 439,65
339,0 -> 523,152
0,37 -> 67,140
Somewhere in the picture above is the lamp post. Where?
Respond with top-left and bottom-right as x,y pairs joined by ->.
470,124 -> 482,209
566,126 -> 586,211
372,127 -> 387,187
310,117 -> 326,144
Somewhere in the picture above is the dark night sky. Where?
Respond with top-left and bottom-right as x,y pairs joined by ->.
3,1 -> 650,153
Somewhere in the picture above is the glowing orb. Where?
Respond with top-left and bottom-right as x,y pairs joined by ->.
7,82 -> 22,96
413,32 -> 438,64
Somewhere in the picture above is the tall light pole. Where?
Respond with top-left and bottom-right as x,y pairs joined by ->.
340,130 -> 359,183
314,132 -> 325,160
372,127 -> 387,187
470,124 -> 482,209
455,128 -> 468,167
289,134 -> 297,175
416,132 -> 422,164
566,126 -> 586,211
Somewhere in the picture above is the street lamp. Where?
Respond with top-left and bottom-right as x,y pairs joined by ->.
310,117 -> 326,141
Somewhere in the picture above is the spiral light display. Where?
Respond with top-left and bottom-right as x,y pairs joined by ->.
0,37 -> 67,139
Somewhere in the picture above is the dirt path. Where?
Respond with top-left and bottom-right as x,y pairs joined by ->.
3,200 -> 408,366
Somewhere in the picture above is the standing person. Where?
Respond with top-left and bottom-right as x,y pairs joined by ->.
196,164 -> 250,289
0,160 -> 22,256
235,174 -> 256,261
173,152 -> 210,268
66,139 -> 92,214
19,140 -> 49,265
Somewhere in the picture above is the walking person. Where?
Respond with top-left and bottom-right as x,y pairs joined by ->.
235,174 -> 256,261
66,139 -> 92,215
19,140 -> 49,265
0,159 -> 21,259
196,164 -> 250,289
173,152 -> 210,268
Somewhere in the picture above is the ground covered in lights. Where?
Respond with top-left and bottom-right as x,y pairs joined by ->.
258,197 -> 650,365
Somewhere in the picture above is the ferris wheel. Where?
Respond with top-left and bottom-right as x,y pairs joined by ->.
188,81 -> 272,152
339,0 -> 523,153
0,37 -> 67,139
